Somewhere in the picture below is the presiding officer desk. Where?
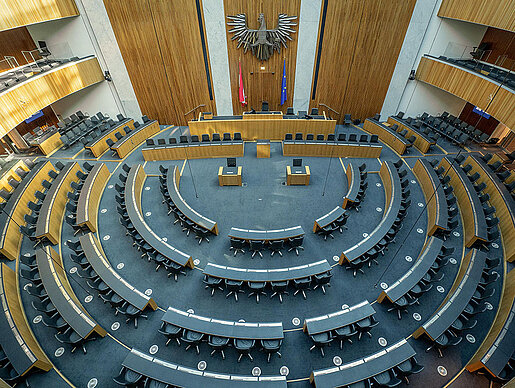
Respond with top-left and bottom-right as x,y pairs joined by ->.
166,166 -> 218,234
0,161 -> 54,261
79,233 -> 157,312
310,339 -> 416,387
76,163 -> 110,233
36,246 -> 106,339
465,155 -> 515,262
203,260 -> 331,284
143,140 -> 244,161
439,157 -> 487,248
413,159 -> 448,236
0,264 -> 51,376
162,307 -> 283,341
35,162 -> 81,245
189,111 -> 336,141
125,165 -> 194,269
120,349 -> 287,387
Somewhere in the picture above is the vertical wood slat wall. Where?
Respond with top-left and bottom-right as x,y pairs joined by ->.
0,27 -> 37,71
0,0 -> 78,32
310,0 -> 416,123
103,0 -> 216,126
438,0 -> 515,33
223,0 -> 301,114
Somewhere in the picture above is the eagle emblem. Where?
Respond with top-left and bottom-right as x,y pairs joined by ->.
227,13 -> 298,61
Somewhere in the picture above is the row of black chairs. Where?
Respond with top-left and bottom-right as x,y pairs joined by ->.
158,321 -> 282,362
147,132 -> 243,147
60,112 -> 110,149
285,132 -> 379,144
158,165 -> 212,244
229,235 -> 305,258
438,112 -> 490,143
115,166 -> 187,282
481,153 -> 515,198
66,239 -> 149,329
0,159 -> 36,208
417,114 -> 473,146
203,271 -> 332,304
309,315 -> 379,357
64,162 -> 97,236
347,163 -> 368,212
346,160 -> 410,277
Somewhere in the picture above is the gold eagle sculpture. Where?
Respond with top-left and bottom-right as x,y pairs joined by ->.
227,13 -> 298,61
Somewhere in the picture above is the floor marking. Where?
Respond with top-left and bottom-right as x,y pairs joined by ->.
180,159 -> 187,176
339,157 -> 346,172
95,147 -> 111,160
434,143 -> 448,155
107,333 -> 131,350
71,147 -> 85,160
283,327 -> 303,332
45,143 -> 64,158
287,377 -> 310,383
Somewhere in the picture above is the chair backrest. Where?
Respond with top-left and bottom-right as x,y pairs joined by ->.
293,158 -> 302,167
146,139 -> 154,146
157,138 -> 166,145
310,108 -> 318,115
359,134 -> 368,143
223,133 -> 231,141
370,134 -> 379,143
201,134 -> 210,142
142,115 -> 150,123
212,133 -> 221,142
261,101 -> 269,111
390,124 -> 399,132
373,114 -> 380,121
191,135 -> 199,143
180,135 -> 188,143
286,107 -> 294,115
227,158 -> 236,167
348,134 -> 357,142
114,132 -> 123,141
106,138 -> 115,147
169,137 -> 177,144
306,134 -> 314,141
344,114 -> 351,123
233,132 -> 242,141
116,114 -> 125,121
295,133 -> 303,140
316,134 -> 324,141
327,134 -> 335,141
338,133 -> 346,141
285,133 -> 293,141
396,111 -> 404,119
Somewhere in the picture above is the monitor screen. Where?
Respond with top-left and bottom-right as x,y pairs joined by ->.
227,158 -> 236,167
293,159 -> 302,167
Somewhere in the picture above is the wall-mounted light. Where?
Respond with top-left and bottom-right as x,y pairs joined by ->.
104,70 -> 112,82
260,66 -> 265,70
408,70 -> 416,81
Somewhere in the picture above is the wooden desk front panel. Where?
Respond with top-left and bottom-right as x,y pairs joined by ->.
439,158 -> 481,248
218,166 -> 242,186
77,164 -> 110,233
189,118 -> 336,141
0,57 -> 104,138
282,142 -> 382,158
86,119 -> 135,157
387,117 -> 432,153
38,164 -> 81,245
466,156 -> 515,262
363,119 -> 407,155
0,161 -> 54,261
256,143 -> 271,158
286,166 -> 310,186
380,162 -> 393,209
142,143 -> 244,161
114,121 -> 160,159
37,132 -> 63,155
1,264 -> 52,374
413,159 -> 444,236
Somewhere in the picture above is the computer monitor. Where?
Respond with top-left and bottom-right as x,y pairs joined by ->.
293,158 -> 302,167
227,158 -> 236,167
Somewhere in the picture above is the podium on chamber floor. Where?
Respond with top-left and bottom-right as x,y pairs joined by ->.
218,166 -> 242,186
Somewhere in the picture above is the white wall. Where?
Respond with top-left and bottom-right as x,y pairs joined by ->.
382,0 -> 488,119
26,15 -> 128,120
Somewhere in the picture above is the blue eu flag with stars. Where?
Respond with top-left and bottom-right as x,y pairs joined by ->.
280,59 -> 287,105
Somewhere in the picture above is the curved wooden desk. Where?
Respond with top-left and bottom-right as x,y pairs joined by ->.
0,264 -> 51,376
0,161 -> 55,260
387,116 -> 435,153
282,140 -> 382,158
125,165 -> 194,269
413,159 -> 449,236
143,141 -> 244,161
111,120 -> 160,158
439,157 -> 487,248
76,163 -> 110,233
35,162 -> 81,245
36,246 -> 106,339
85,119 -> 134,158
343,162 -> 361,209
166,166 -> 218,234
363,118 -> 409,155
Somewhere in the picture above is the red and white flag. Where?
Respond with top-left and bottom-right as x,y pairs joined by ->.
238,60 -> 247,106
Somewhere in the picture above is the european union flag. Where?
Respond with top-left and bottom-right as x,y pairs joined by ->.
280,59 -> 287,105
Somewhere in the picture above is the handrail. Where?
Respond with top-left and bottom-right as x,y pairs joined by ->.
184,104 -> 206,117
318,103 -> 340,116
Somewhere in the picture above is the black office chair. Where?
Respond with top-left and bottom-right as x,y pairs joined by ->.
295,133 -> 303,140
355,315 -> 379,340
113,366 -> 144,387
313,271 -> 332,294
234,132 -> 242,141
269,239 -> 284,256
338,133 -> 346,142
208,335 -> 230,359
288,236 -> 304,255
235,338 -> 255,362
293,277 -> 311,299
225,279 -> 244,301
169,137 -> 177,144
426,331 -> 462,358
309,331 -> 333,357
249,240 -> 265,258
306,134 -> 315,141
158,322 -> 182,346
270,281 -> 288,303
285,133 -> 293,141
261,339 -> 282,363
212,133 -> 221,142
348,134 -> 357,142
247,281 -> 267,303
223,133 -> 231,141
229,238 -> 245,256
372,369 -> 402,387
179,135 -> 188,143
203,275 -> 224,297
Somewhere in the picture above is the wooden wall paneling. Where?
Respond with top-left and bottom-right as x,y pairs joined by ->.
310,0 -> 364,122
459,102 -> 499,135
0,27 -> 36,71
416,57 -> 515,129
0,0 -> 79,32
103,0 -> 176,124
480,27 -> 515,66
0,57 -> 104,138
148,0 -> 216,124
224,0 -> 301,114
310,0 -> 415,123
438,0 -> 515,32
342,0 -> 416,120
14,106 -> 58,138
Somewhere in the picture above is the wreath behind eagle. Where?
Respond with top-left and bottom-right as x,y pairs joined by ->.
227,13 -> 297,61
